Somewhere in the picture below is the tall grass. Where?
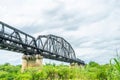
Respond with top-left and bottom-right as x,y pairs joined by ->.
113,58 -> 120,73
109,53 -> 120,80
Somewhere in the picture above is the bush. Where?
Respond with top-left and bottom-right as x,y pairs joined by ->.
0,60 -> 120,80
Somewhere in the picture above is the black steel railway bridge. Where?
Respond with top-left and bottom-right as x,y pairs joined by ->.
0,21 -> 85,65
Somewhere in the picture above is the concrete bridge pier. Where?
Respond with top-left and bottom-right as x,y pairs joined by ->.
21,54 -> 43,72
36,54 -> 43,66
70,63 -> 80,68
21,55 -> 28,72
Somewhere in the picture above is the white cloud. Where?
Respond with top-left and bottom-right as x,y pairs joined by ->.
0,0 -> 60,27
0,50 -> 22,65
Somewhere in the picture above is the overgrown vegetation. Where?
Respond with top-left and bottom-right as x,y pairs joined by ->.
0,57 -> 120,80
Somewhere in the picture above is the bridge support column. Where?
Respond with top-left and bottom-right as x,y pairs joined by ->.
36,54 -> 43,66
21,55 -> 28,72
70,63 -> 84,68
21,54 -> 43,72
70,63 -> 79,68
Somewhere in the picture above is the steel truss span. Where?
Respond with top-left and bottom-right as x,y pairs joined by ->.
0,21 -> 85,65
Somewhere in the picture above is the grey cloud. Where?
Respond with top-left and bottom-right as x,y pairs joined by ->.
69,37 -> 91,48
73,35 -> 120,52
42,8 -> 113,31
20,24 -> 43,35
19,0 -> 116,35
44,12 -> 81,30
21,9 -> 112,35
96,40 -> 119,50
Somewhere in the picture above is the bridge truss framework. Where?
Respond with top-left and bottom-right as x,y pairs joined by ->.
0,21 -> 85,65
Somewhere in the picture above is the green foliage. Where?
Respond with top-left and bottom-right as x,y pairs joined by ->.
88,61 -> 99,67
0,59 -> 120,80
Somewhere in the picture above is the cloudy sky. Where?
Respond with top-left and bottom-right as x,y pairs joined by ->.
0,0 -> 120,65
